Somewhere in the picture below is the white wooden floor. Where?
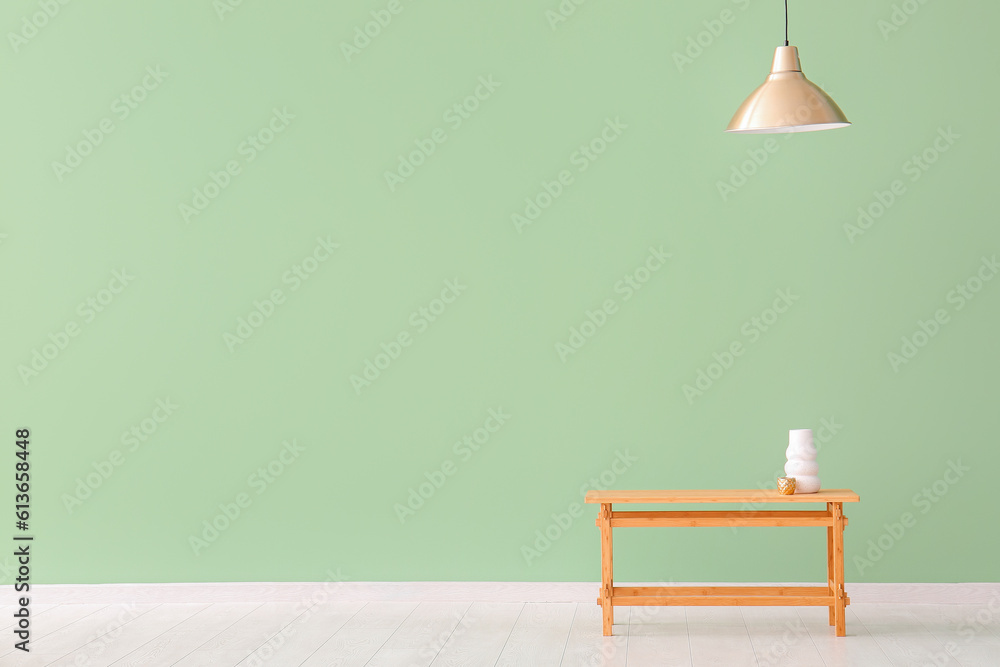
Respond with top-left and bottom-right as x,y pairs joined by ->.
2,601 -> 998,666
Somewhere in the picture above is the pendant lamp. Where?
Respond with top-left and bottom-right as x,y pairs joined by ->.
726,0 -> 849,134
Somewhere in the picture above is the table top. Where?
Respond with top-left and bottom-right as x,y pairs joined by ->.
584,489 -> 860,504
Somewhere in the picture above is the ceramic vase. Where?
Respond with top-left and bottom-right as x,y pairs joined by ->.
785,428 -> 820,493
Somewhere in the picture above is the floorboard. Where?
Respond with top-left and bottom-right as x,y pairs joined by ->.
0,598 -> 988,666
367,601 -> 469,667
625,605 -> 692,666
0,605 -> 56,633
428,601 -> 523,667
170,602 -> 308,666
24,604 -> 159,659
299,601 -> 417,667
741,605 -> 825,667
111,602 -> 261,667
559,603 -> 629,667
685,606 -> 758,667
795,607 -> 893,667
0,603 -> 109,659
495,602 -> 576,667
47,603 -> 208,667
852,604 -> 964,666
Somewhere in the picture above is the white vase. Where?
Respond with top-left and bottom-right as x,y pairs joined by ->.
785,428 -> 820,493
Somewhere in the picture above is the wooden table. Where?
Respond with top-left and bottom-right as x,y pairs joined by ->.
584,489 -> 860,637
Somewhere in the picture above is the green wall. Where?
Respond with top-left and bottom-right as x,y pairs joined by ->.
3,0 -> 998,585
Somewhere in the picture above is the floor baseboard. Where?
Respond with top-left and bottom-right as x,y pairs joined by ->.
34,581 -> 1000,605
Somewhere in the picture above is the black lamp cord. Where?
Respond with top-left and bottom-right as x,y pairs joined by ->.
784,0 -> 789,46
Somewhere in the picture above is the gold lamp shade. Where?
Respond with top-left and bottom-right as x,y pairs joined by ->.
726,46 -> 850,134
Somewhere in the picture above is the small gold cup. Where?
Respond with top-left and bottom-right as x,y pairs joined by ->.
777,477 -> 796,495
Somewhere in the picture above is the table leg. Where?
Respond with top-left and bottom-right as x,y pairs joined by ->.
600,502 -> 614,636
827,502 -> 835,626
832,501 -> 846,636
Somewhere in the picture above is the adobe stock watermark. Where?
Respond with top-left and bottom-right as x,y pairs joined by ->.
908,598 -> 1000,667
17,268 -> 135,386
419,608 -> 475,662
683,288 -> 799,404
843,126 -> 959,243
51,66 -> 169,182
555,246 -> 671,362
914,644 -> 962,667
340,0 -> 418,63
521,449 -> 638,565
394,407 -> 512,523
756,617 -> 812,667
223,236 -> 340,352
673,0 -> 753,73
188,439 -> 305,555
544,0 -> 590,31
510,116 -> 627,234
61,398 -> 180,514
8,0 -> 74,54
717,82 -> 846,202
384,75 -> 501,192
350,278 -> 466,394
178,107 -> 295,223
573,592 -> 682,666
574,601 -> 679,666
731,416 -> 843,533
717,137 -> 782,202
956,592 -> 1000,643
877,0 -> 934,40
854,459 -> 969,575
886,255 -> 997,373
63,604 -> 145,666
241,567 -> 353,667
577,642 -> 627,667
213,0 -> 251,21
